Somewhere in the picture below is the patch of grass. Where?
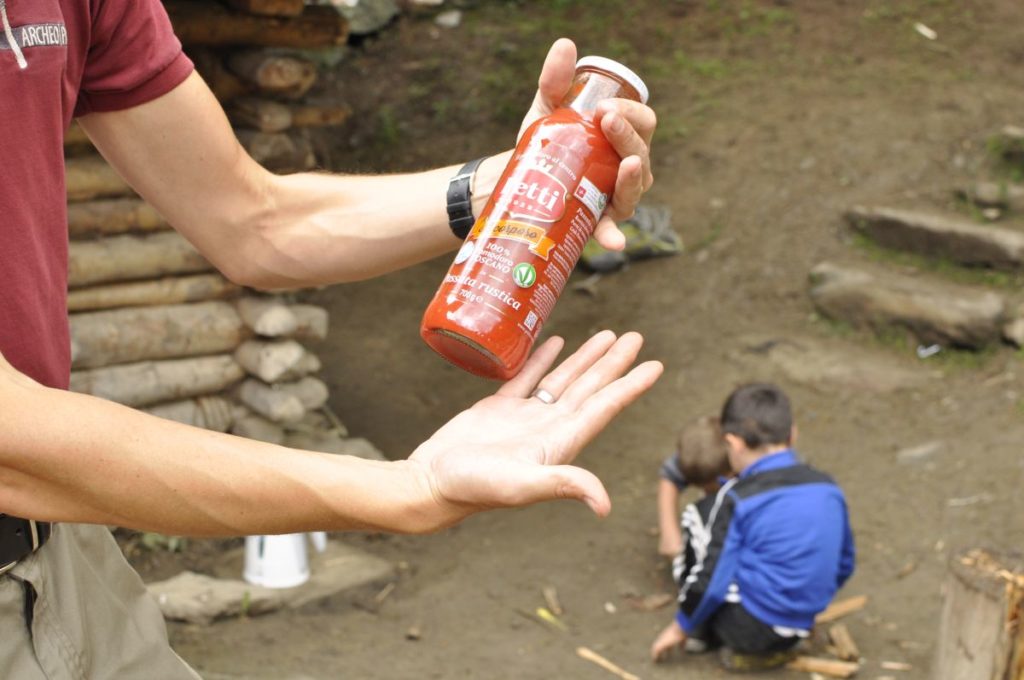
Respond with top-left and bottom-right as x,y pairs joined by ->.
926,345 -> 999,372
694,220 -> 725,250
849,232 -> 1023,289
374,105 -> 401,147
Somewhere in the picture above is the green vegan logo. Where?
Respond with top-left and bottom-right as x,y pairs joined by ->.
512,262 -> 537,288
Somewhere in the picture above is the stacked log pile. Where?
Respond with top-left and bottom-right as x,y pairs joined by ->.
62,0 -> 404,460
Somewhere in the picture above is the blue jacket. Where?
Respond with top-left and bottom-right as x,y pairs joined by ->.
675,450 -> 855,633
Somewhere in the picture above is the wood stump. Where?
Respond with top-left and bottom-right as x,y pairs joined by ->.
932,549 -> 1023,680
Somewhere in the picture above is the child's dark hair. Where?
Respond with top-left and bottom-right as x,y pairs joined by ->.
720,383 -> 793,450
676,416 -> 730,485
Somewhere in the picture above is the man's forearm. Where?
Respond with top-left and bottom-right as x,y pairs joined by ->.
0,365 -> 437,536
249,151 -> 511,288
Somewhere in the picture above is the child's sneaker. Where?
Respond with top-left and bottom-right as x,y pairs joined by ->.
718,647 -> 796,672
684,637 -> 711,654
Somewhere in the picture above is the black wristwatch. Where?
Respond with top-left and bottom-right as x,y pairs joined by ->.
447,157 -> 487,240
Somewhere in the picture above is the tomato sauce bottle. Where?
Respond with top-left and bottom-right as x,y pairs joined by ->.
421,56 -> 649,380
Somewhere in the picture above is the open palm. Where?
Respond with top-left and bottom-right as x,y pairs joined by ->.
407,332 -> 662,528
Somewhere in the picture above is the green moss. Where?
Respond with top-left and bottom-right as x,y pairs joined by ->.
849,232 -> 1023,289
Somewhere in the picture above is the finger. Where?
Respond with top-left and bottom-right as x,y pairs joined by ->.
593,216 -> 627,251
604,155 -> 645,222
530,330 -> 617,403
559,332 -> 646,409
568,360 -> 665,444
598,99 -> 657,146
536,38 -> 577,113
496,336 -> 564,398
504,464 -> 611,517
599,101 -> 655,189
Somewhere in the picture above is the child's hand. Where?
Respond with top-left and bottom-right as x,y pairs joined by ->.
658,531 -> 683,558
650,620 -> 687,662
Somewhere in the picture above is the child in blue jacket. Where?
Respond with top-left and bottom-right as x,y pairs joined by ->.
651,383 -> 855,671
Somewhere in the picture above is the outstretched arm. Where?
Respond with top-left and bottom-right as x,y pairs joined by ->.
77,39 -> 655,289
0,334 -> 661,536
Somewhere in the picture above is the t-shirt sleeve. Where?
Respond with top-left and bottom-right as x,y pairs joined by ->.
659,454 -> 687,491
74,0 -> 194,116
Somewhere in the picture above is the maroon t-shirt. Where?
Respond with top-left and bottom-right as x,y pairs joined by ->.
0,0 -> 192,388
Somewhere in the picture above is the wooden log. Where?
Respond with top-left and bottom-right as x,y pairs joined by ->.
64,121 -> 93,153
816,595 -> 869,624
236,297 -> 298,336
226,0 -> 304,17
166,2 -> 349,48
69,301 -> 248,370
291,102 -> 353,128
279,351 -> 321,381
237,378 -> 306,423
283,432 -> 385,459
70,355 -> 245,407
828,623 -> 861,662
277,376 -> 329,410
227,51 -> 317,99
68,232 -> 212,288
66,156 -> 133,201
289,304 -> 329,341
67,198 -> 168,238
67,274 -> 241,313
237,130 -> 316,172
229,97 -> 293,133
932,549 -> 1024,680
192,49 -> 249,103
785,656 -> 859,678
234,339 -> 307,382
144,396 -> 234,432
231,408 -> 286,444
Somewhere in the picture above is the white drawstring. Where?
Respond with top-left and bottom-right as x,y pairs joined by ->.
0,0 -> 27,70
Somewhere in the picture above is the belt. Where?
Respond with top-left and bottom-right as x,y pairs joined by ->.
0,515 -> 51,576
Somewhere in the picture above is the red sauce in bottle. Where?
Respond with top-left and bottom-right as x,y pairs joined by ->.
421,57 -> 649,380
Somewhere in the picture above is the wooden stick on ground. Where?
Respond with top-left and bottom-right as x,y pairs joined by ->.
785,656 -> 859,678
575,647 -> 641,680
816,595 -> 868,624
828,623 -> 861,662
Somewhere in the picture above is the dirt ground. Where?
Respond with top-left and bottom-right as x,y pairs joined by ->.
154,1 -> 1024,678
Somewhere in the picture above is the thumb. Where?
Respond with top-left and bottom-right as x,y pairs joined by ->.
536,38 -> 577,112
532,464 -> 611,517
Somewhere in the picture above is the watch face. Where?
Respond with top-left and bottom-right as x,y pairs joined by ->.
454,241 -> 475,265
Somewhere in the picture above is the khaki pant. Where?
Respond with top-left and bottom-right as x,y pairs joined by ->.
1,523 -> 200,680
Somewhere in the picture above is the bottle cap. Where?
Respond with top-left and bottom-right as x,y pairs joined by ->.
575,56 -> 649,104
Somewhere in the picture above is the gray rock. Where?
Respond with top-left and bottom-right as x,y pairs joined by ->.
332,0 -> 399,36
148,540 -> 394,625
434,9 -> 461,28
961,181 -> 1024,214
734,335 -> 935,393
845,206 -> 1024,270
809,261 -> 1006,349
1003,305 -> 1024,347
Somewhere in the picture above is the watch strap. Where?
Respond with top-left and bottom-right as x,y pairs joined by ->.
447,157 -> 487,240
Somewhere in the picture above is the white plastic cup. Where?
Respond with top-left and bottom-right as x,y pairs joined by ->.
243,534 -> 311,589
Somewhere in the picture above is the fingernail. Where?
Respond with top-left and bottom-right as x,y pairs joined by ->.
609,115 -> 625,133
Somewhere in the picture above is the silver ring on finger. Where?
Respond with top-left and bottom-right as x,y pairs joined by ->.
531,388 -> 557,405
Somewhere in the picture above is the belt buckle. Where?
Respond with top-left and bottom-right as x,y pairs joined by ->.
0,519 -> 40,576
